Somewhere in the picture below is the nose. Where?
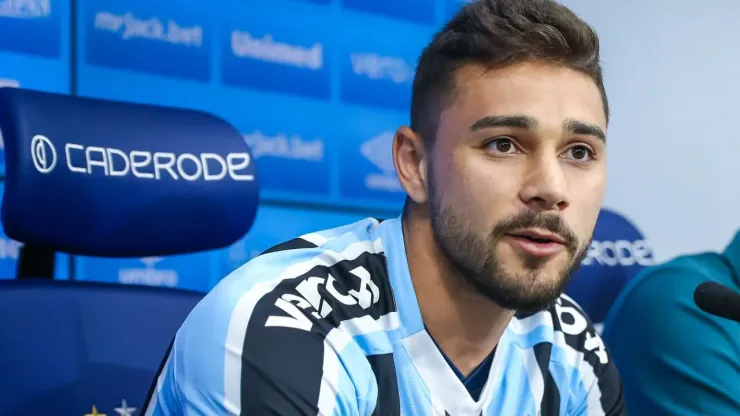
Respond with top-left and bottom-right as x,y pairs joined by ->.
518,154 -> 570,212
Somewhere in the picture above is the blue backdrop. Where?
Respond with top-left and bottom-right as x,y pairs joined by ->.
0,0 -> 472,291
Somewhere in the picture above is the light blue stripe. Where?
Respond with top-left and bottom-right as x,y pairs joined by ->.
550,345 -> 588,414
393,344 -> 434,416
381,217 -> 424,337
353,327 -> 400,356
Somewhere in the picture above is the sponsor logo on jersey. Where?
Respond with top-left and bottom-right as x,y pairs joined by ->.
265,265 -> 381,331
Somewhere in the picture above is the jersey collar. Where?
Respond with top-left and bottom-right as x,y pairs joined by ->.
725,230 -> 740,286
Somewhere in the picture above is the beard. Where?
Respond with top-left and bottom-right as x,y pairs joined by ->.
428,186 -> 589,312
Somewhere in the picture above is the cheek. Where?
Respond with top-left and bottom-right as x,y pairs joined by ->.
566,171 -> 606,237
444,155 -> 521,219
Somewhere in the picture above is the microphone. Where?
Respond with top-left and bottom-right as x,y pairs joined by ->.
694,281 -> 740,323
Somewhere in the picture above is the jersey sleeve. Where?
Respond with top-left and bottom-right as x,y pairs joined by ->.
141,249 -> 379,416
555,295 -> 626,416
602,266 -> 740,415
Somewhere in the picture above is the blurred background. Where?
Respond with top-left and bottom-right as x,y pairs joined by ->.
0,0 -> 737,294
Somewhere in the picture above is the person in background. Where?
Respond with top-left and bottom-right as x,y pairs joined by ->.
566,208 -> 654,333
603,230 -> 740,414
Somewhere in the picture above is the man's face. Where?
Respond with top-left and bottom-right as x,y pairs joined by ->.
428,61 -> 607,311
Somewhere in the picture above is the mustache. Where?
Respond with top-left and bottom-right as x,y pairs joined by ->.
492,210 -> 579,249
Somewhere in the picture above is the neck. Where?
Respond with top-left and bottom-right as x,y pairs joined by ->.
402,205 -> 514,377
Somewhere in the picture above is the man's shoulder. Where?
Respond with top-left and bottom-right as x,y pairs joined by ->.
183,217 -> 397,341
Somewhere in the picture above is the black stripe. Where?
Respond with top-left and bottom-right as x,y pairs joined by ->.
533,342 -> 560,416
368,353 -> 401,416
261,237 -> 318,255
551,296 -> 626,414
140,338 -> 174,413
240,251 -> 397,415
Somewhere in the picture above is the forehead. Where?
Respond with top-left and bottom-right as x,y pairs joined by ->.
438,61 -> 607,136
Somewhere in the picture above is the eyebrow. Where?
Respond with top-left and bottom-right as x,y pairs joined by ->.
469,115 -> 606,142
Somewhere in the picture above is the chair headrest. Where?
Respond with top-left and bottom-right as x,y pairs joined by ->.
0,88 -> 260,257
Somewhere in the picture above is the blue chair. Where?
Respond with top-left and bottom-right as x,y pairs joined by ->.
0,88 -> 260,415
0,279 -> 203,415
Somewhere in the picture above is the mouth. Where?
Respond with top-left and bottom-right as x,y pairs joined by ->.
504,229 -> 568,258
506,229 -> 566,245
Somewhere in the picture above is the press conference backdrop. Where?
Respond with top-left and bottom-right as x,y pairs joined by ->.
0,0 -> 470,291
0,0 -> 737,291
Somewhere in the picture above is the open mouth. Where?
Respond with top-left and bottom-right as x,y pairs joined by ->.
506,230 -> 565,245
515,235 -> 555,244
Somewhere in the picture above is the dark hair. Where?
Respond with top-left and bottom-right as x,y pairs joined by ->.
411,0 -> 608,147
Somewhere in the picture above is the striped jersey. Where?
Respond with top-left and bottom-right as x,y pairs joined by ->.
142,216 -> 625,415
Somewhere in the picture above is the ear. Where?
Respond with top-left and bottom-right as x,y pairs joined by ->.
393,126 -> 430,204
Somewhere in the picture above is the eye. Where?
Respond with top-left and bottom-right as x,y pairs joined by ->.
484,138 -> 519,155
562,145 -> 595,162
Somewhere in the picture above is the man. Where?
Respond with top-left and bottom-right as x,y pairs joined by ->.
143,0 -> 624,414
603,231 -> 740,414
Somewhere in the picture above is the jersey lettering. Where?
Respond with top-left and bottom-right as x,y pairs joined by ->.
265,266 -> 381,331
297,276 -> 334,319
348,266 -> 380,309
555,299 -> 588,336
265,294 -> 314,331
555,299 -> 609,364
584,331 -> 608,364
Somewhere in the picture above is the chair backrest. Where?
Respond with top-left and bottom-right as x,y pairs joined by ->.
0,88 -> 260,259
0,279 -> 203,415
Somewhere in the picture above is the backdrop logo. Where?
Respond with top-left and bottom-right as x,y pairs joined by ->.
30,134 -> 57,173
0,0 -> 51,19
231,31 -> 322,70
350,53 -> 412,84
119,256 -> 179,287
0,78 -> 20,88
360,132 -> 402,192
582,239 -> 654,267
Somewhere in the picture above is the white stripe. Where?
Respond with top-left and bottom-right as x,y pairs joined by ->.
508,311 -> 554,334
317,313 -> 400,415
510,309 -> 605,415
402,331 -> 479,415
550,332 -> 605,416
223,239 -> 383,414
143,354 -> 171,416
301,232 -> 333,246
522,347 -> 545,413
317,343 -> 342,416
